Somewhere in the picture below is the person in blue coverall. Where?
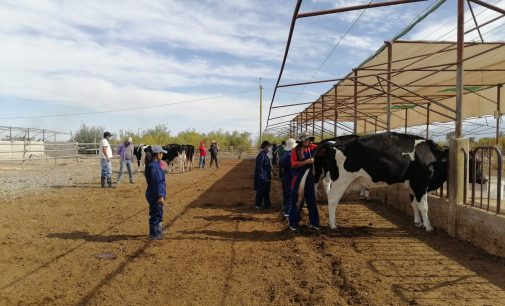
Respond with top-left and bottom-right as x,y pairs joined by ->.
254,141 -> 272,209
145,145 -> 167,240
289,132 -> 320,231
279,138 -> 297,217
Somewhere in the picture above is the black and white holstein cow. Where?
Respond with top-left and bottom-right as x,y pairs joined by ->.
183,145 -> 195,172
314,132 -> 448,232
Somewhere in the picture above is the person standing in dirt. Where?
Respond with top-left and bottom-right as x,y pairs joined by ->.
199,140 -> 207,169
279,138 -> 296,217
254,141 -> 272,209
145,145 -> 167,240
117,137 -> 135,184
275,140 -> 286,178
288,132 -> 320,231
209,141 -> 219,168
99,131 -> 114,188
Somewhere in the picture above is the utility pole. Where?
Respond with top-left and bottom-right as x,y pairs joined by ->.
259,78 -> 263,145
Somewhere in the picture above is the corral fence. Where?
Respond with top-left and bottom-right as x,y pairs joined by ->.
77,143 -> 260,159
432,146 -> 504,214
0,126 -> 78,167
469,146 -> 503,214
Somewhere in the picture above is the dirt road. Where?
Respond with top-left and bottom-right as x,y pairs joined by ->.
1,159 -> 505,305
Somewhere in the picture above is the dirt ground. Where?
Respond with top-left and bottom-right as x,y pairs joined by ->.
1,159 -> 505,305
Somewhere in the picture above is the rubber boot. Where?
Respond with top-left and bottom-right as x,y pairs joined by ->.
107,177 -> 113,188
151,222 -> 163,240
101,177 -> 105,188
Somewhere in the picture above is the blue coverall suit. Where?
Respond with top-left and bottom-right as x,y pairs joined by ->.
254,150 -> 272,208
289,146 -> 320,229
145,160 -> 166,238
279,150 -> 293,216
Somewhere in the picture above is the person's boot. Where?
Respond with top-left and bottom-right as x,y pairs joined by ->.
101,177 -> 106,188
151,223 -> 163,240
107,177 -> 113,188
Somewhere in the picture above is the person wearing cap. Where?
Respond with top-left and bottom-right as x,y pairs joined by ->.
117,137 -> 135,183
254,140 -> 272,209
209,141 -> 219,168
279,138 -> 297,217
99,131 -> 114,188
199,140 -> 207,169
289,132 -> 321,231
145,145 -> 167,240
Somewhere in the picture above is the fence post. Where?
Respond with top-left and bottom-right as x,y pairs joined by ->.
448,138 -> 469,237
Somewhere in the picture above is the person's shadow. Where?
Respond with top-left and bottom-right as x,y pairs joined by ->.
47,231 -> 144,242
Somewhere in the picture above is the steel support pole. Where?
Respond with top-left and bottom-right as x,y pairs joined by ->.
497,85 -> 502,145
312,103 -> 316,137
321,95 -> 325,141
405,108 -> 408,133
455,0 -> 465,138
386,41 -> 393,132
259,84 -> 263,144
305,111 -> 308,132
375,117 -> 378,133
334,85 -> 338,137
426,103 -> 431,139
353,69 -> 358,134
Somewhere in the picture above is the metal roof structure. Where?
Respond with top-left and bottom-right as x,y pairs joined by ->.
265,0 -> 505,141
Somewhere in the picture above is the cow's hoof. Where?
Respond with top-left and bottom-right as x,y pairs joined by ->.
329,225 -> 338,231
414,222 -> 423,228
425,226 -> 434,233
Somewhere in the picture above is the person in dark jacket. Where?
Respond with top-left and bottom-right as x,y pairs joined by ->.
145,145 -> 167,240
279,138 -> 297,217
254,141 -> 272,209
209,141 -> 219,168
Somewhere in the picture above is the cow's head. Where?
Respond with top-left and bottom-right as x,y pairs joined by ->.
428,146 -> 448,191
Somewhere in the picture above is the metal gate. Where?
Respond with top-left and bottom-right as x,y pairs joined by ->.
469,146 -> 503,214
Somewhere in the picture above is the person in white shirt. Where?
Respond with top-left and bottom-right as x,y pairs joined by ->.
99,131 -> 114,188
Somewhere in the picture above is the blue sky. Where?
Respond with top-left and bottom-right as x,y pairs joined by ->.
0,0 -> 504,139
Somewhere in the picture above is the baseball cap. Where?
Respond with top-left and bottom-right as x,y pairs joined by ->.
298,132 -> 315,142
127,137 -> 132,143
103,131 -> 113,138
152,145 -> 167,154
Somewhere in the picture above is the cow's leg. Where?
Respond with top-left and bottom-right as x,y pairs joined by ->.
410,196 -> 422,228
322,172 -> 331,197
417,193 -> 433,232
327,179 -> 352,230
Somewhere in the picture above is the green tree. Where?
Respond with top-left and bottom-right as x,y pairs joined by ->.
74,124 -> 104,144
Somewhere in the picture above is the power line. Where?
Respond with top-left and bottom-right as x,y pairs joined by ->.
0,88 -> 257,120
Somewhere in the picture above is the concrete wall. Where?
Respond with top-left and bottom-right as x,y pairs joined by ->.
370,186 -> 505,258
0,141 -> 77,160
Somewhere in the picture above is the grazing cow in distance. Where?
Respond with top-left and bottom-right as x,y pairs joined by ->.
313,132 -> 448,232
183,145 -> 195,171
133,144 -> 147,168
164,144 -> 187,173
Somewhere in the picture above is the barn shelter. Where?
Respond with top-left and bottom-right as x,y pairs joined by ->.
265,0 -> 505,142
286,40 -> 505,138
265,0 -> 505,239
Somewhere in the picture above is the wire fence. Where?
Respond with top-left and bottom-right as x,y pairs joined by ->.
0,139 -> 260,168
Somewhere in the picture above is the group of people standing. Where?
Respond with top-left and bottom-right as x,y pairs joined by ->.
254,132 -> 321,231
99,131 -> 135,188
98,131 -> 224,240
198,140 -> 220,169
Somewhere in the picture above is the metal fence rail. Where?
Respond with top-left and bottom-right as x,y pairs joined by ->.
470,146 -> 503,214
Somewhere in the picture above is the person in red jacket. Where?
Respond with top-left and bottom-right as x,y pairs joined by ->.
199,140 -> 207,169
288,132 -> 320,231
